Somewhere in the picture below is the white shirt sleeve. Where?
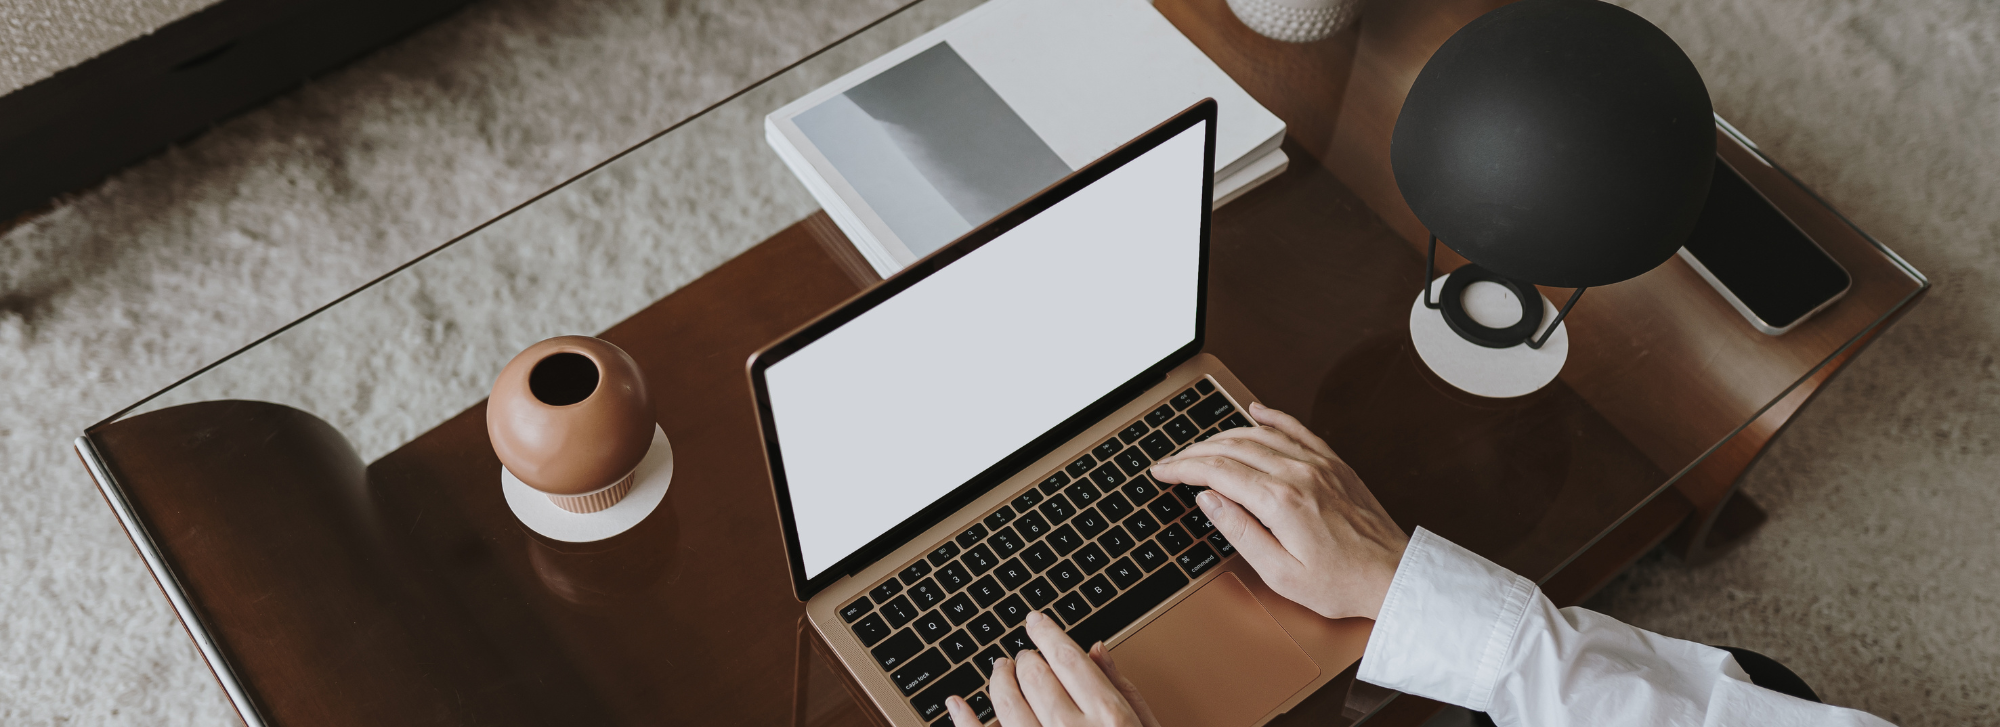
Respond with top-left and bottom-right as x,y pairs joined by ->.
1357,527 -> 1896,727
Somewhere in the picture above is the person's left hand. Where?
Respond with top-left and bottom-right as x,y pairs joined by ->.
946,611 -> 1162,727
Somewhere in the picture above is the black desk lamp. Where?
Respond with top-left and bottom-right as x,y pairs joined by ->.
1392,0 -> 1712,396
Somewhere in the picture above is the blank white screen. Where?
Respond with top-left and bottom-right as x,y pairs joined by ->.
767,124 -> 1207,580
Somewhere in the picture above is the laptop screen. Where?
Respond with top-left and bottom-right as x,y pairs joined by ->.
760,114 -> 1211,585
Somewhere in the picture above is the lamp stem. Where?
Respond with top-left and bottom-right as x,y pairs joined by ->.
1423,234 -> 1442,309
1527,286 -> 1587,349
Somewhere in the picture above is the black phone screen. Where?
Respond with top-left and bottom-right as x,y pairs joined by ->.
1682,161 -> 1851,330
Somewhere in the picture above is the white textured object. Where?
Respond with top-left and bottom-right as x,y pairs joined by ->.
1407,275 -> 1568,399
1224,0 -> 1359,43
503,425 -> 673,542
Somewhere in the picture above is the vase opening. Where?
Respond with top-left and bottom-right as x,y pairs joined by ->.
529,352 -> 600,406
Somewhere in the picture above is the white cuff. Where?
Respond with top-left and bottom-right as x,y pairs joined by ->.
1357,527 -> 1536,712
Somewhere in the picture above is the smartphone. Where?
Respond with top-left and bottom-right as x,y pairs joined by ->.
1678,158 -> 1851,335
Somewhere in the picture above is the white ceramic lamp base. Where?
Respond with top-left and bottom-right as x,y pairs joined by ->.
1408,275 -> 1569,399
503,424 -> 673,542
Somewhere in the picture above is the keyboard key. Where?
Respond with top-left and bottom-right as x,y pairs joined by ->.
1181,509 -> 1215,538
872,629 -> 923,669
1196,378 -> 1216,394
914,610 -> 952,643
1119,421 -> 1150,446
994,595 -> 1031,626
1087,462 -> 1125,490
1173,483 -> 1206,506
1021,542 -> 1058,572
882,595 -> 920,628
1120,474 -> 1160,504
910,662 -> 983,722
929,542 -> 962,567
1072,509 -> 1108,539
1063,479 -> 1100,508
871,578 -> 904,602
940,629 -> 979,663
1112,447 -> 1151,477
941,594 -> 978,625
994,558 -> 1032,590
1164,416 -> 1201,445
1097,491 -> 1134,522
1171,388 -> 1202,410
935,562 -> 972,592
1066,566 -> 1190,649
1038,493 -> 1076,523
1079,575 -> 1118,607
1053,592 -> 1093,625
909,578 -> 945,609
971,646 -> 1006,676
1218,412 -> 1250,430
1189,394 -> 1237,428
1092,439 -> 1122,461
852,613 -> 891,646
1148,494 -> 1186,522
956,524 -> 988,550
1049,560 -> 1085,591
1012,489 -> 1043,512
1125,509 -> 1161,538
1015,511 -> 1051,540
1132,542 -> 1169,571
901,561 -> 933,583
1046,525 -> 1084,556
1040,472 -> 1070,494
987,527 -> 1024,557
840,596 -> 871,623
962,544 -> 998,575
893,649 -> 951,695
983,505 -> 1016,531
967,691 -> 996,722
1064,453 -> 1097,479
967,613 -> 1004,644
1145,405 -> 1175,427
1105,558 -> 1144,589
1073,543 -> 1109,574
1021,577 -> 1059,608
1158,524 -> 1195,553
1178,542 -> 1222,577
1099,525 -> 1135,557
967,576 -> 1007,608
1208,531 -> 1236,557
1138,431 -> 1175,459
999,627 -> 1034,656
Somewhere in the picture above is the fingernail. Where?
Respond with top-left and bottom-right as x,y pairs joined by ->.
1196,490 -> 1216,508
1027,610 -> 1047,625
1250,401 -> 1264,409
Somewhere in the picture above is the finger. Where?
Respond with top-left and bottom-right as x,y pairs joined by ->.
988,657 -> 1044,727
1090,643 -> 1165,727
1196,489 -> 1300,572
1192,423 -> 1321,462
946,696 -> 982,727
1162,435 -> 1300,478
1246,403 -> 1338,459
1024,611 -> 1127,717
1149,453 -> 1288,516
1013,649 -> 1087,725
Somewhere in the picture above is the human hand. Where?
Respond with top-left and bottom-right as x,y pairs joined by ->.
1148,402 -> 1408,621
947,611 -> 1161,727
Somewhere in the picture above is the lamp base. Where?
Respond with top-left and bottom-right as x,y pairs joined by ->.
502,424 -> 673,542
1409,275 -> 1568,398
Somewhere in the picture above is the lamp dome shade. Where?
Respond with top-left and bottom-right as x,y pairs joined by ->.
1391,0 -> 1714,289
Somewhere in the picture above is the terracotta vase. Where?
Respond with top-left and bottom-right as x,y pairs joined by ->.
488,336 -> 654,513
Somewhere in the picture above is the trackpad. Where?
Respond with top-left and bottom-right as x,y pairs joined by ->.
1110,572 -> 1320,727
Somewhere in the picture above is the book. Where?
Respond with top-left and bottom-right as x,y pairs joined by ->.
765,0 -> 1288,277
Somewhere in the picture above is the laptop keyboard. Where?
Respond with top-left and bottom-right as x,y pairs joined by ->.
837,378 -> 1252,725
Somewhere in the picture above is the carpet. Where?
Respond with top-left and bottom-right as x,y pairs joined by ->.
0,0 -> 1992,724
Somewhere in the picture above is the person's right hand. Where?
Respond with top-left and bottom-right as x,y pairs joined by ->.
1147,402 -> 1408,621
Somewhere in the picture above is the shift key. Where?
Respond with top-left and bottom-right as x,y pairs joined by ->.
892,649 -> 951,696
910,664 -> 986,723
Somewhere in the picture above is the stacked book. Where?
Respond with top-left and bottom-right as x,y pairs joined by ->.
766,0 -> 1288,277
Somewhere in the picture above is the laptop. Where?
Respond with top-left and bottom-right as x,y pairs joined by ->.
749,101 -> 1369,727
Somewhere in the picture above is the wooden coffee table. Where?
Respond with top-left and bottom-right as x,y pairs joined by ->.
77,1 -> 1927,725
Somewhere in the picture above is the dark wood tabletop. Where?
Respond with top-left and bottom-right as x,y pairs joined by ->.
81,0 -> 1926,725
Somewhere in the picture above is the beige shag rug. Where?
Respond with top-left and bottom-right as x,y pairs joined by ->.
0,0 -> 1993,724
